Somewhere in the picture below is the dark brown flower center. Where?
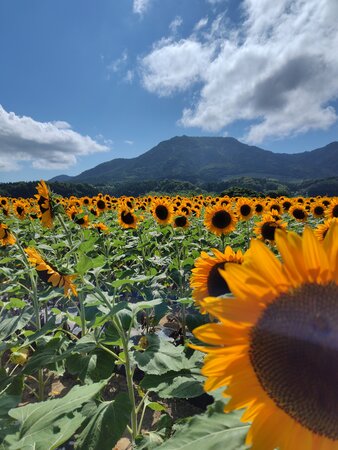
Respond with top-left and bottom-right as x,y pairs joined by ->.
255,204 -> 264,213
121,211 -> 135,225
332,205 -> 338,218
174,216 -> 187,227
155,205 -> 169,221
97,199 -> 105,210
292,208 -> 306,220
314,206 -> 324,216
240,204 -> 251,217
211,210 -> 231,229
283,201 -> 292,211
261,221 -> 278,241
250,283 -> 338,440
206,262 -> 230,297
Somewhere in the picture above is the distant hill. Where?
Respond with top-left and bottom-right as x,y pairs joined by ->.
50,135 -> 338,185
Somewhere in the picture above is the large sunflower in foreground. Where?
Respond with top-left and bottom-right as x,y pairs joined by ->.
192,223 -> 338,450
190,246 -> 243,312
25,247 -> 77,298
204,204 -> 237,235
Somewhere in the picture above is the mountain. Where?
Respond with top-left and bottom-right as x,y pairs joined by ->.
50,136 -> 338,184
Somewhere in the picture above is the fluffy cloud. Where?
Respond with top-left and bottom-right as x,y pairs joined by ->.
0,105 -> 110,171
141,39 -> 216,96
140,0 -> 338,143
133,0 -> 151,16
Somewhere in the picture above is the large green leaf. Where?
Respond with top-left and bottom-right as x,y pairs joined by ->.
6,381 -> 106,450
0,309 -> 33,341
75,393 -> 132,450
141,370 -> 204,399
133,334 -> 200,375
76,254 -> 105,275
157,407 -> 249,450
0,375 -> 24,418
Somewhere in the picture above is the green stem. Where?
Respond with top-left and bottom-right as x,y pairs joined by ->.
98,343 -> 121,362
57,213 -> 73,248
115,317 -> 138,443
137,399 -> 149,435
15,238 -> 45,401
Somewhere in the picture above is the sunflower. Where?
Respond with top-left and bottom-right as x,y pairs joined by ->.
254,213 -> 287,243
92,222 -> 109,234
289,204 -> 308,222
0,223 -> 16,246
237,198 -> 254,221
192,223 -> 338,450
282,199 -> 293,212
204,204 -> 237,236
95,198 -> 107,213
326,199 -> 338,219
314,218 -> 336,241
118,208 -> 138,229
190,246 -> 243,312
254,201 -> 265,215
151,198 -> 173,225
13,200 -> 27,220
35,180 -> 54,228
24,247 -> 77,298
311,202 -> 326,219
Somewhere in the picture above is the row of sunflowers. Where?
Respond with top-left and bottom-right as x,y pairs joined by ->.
0,180 -> 337,449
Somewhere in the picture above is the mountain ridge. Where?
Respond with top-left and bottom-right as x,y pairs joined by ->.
50,136 -> 338,184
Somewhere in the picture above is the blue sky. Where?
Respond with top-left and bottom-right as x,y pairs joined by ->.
1,0 -> 338,182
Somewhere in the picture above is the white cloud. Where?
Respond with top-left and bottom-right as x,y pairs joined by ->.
139,0 -> 338,143
0,105 -> 110,171
169,16 -> 183,34
140,39 -> 216,96
107,49 -> 128,74
124,140 -> 134,145
194,17 -> 209,31
133,0 -> 151,16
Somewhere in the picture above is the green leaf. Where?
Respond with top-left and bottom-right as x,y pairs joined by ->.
0,309 -> 33,341
76,254 -> 105,275
145,401 -> 166,412
7,381 -> 106,450
75,393 -> 132,450
141,370 -> 205,399
0,376 -> 24,418
157,409 -> 249,450
130,299 -> 163,313
133,335 -> 202,375
67,349 -> 115,384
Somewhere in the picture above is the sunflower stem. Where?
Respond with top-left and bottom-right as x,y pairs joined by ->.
14,238 -> 46,402
114,316 -> 138,443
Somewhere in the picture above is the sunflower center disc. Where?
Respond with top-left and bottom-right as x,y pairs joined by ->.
261,221 -> 278,241
207,262 -> 230,297
175,216 -> 187,227
122,212 -> 135,225
155,205 -> 168,220
250,283 -> 338,440
211,211 -> 231,229
240,205 -> 251,216
293,208 -> 306,220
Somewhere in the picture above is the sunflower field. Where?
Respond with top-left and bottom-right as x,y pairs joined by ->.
0,181 -> 337,450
